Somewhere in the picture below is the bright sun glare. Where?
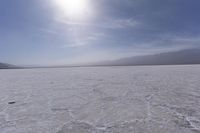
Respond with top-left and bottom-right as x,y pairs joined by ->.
55,0 -> 89,18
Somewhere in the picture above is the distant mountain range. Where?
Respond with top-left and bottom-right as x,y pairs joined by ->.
1,48 -> 200,69
92,48 -> 200,66
0,63 -> 19,69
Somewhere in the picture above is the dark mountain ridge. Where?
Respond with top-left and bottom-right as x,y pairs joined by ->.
0,63 -> 19,69
93,48 -> 200,66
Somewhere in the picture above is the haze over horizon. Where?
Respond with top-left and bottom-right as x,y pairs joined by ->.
1,0 -> 200,65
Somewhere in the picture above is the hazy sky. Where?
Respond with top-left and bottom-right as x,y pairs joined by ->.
0,0 -> 200,65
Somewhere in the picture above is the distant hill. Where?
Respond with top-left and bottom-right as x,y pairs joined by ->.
94,48 -> 200,66
0,63 -> 19,69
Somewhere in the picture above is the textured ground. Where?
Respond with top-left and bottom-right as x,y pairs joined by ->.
0,65 -> 200,133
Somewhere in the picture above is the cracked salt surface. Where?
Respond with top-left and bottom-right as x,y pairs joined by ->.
0,65 -> 200,133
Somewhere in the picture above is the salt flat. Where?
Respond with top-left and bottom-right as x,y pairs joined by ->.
0,65 -> 200,133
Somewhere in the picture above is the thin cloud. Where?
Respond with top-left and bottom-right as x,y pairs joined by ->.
38,28 -> 61,35
108,18 -> 139,29
63,32 -> 106,47
56,18 -> 139,29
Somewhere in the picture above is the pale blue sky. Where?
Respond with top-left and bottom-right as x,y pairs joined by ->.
0,0 -> 200,65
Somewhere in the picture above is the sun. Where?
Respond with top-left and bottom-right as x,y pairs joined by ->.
54,0 -> 89,18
